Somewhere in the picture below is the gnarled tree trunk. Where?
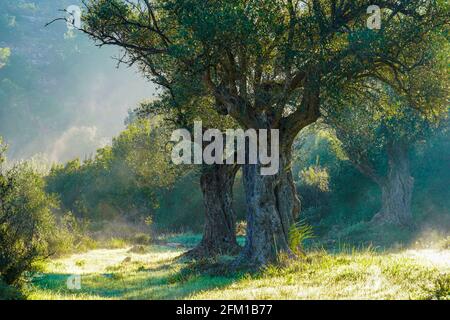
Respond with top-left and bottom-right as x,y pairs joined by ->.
237,141 -> 300,266
232,75 -> 320,267
372,143 -> 414,226
235,80 -> 320,267
186,164 -> 241,258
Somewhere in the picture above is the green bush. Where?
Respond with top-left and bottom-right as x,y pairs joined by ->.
132,233 -> 151,245
0,163 -> 57,285
0,279 -> 24,300
47,212 -> 97,256
105,238 -> 128,249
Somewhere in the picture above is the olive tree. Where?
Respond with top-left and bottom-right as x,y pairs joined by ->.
77,0 -> 448,265
323,42 -> 449,227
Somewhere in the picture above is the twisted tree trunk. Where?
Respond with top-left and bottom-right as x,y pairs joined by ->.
234,79 -> 320,267
372,143 -> 414,226
237,139 -> 300,266
186,164 -> 241,258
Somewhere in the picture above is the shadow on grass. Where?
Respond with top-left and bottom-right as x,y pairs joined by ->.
31,258 -> 244,300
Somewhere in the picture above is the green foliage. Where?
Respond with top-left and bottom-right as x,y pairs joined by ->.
412,122 -> 450,227
300,162 -> 330,193
288,221 -> 314,255
46,119 -> 178,226
0,47 -> 10,68
0,279 -> 24,300
422,274 -> 450,300
79,0 -> 449,235
47,212 -> 97,256
82,0 -> 449,138
322,37 -> 449,189
0,162 -> 57,285
105,238 -> 128,249
132,233 -> 151,245
292,116 -> 450,241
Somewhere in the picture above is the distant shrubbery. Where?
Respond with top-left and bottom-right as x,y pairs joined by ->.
46,119 -> 177,227
47,212 -> 98,256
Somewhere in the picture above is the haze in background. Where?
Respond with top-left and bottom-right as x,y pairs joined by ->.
0,0 -> 156,163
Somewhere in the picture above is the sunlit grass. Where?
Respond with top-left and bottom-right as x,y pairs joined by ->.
26,242 -> 450,300
191,249 -> 449,300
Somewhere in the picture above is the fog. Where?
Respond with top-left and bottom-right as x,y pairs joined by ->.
0,0 -> 156,163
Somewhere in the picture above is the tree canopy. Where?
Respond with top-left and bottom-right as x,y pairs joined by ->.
81,0 -> 448,132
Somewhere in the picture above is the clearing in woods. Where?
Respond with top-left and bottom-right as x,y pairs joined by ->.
28,239 -> 450,300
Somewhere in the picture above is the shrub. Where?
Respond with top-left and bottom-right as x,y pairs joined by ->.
0,279 -> 24,300
46,212 -> 97,256
300,165 -> 330,193
297,163 -> 331,224
132,233 -> 151,245
106,238 -> 128,249
438,237 -> 450,250
0,163 -> 57,285
423,274 -> 450,300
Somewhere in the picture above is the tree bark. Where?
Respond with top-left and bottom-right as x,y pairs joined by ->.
186,164 -> 241,258
237,141 -> 300,266
371,143 -> 414,226
234,79 -> 319,267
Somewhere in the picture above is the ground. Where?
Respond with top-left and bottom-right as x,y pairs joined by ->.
27,232 -> 450,300
27,236 -> 450,300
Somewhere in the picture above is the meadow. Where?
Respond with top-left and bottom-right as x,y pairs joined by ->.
27,235 -> 450,300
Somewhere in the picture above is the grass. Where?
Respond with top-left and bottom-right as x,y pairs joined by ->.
23,234 -> 450,300
160,232 -> 246,247
192,249 -> 450,300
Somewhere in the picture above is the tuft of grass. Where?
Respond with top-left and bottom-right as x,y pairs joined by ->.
104,238 -> 128,249
289,221 -> 314,255
421,273 -> 450,300
75,260 -> 86,267
132,233 -> 152,245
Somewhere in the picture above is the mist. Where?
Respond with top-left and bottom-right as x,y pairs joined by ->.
0,0 -> 156,163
